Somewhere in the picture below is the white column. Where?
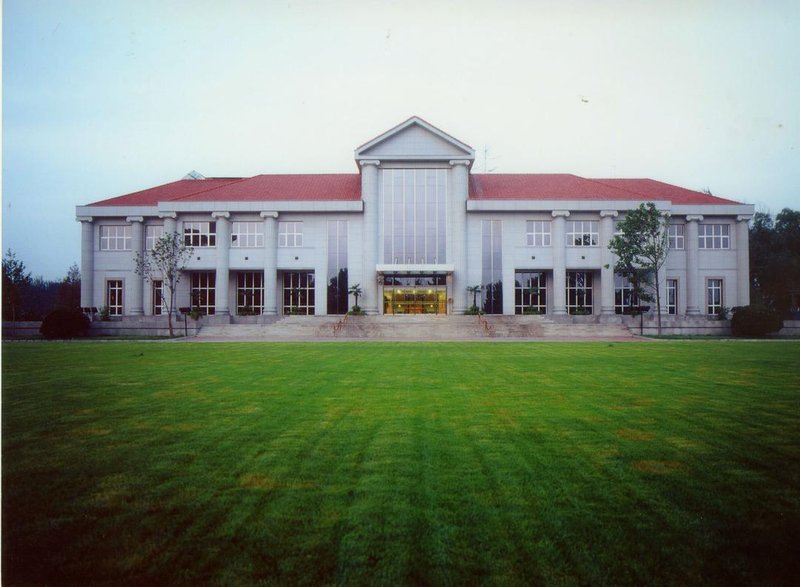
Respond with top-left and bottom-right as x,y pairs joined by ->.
685,215 -> 703,315
599,210 -> 618,315
449,160 -> 470,314
360,160 -> 380,315
736,215 -> 752,307
127,216 -> 145,315
212,212 -> 231,315
160,213 -> 177,236
261,211 -> 278,315
77,216 -> 94,309
551,211 -> 570,314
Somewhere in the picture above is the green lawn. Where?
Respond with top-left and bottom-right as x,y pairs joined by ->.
3,341 -> 799,586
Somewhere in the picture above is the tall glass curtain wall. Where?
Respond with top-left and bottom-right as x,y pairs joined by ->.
382,169 -> 447,265
327,220 -> 348,314
482,220 -> 503,314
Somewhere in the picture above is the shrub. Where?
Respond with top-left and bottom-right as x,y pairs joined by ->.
40,309 -> 90,338
731,305 -> 782,337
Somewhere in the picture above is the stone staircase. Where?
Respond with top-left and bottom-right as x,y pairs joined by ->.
194,314 -> 636,340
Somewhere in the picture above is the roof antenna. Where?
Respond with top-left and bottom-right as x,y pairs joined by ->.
481,145 -> 497,173
183,170 -> 206,180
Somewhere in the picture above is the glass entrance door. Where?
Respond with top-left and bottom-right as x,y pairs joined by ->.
382,273 -> 448,315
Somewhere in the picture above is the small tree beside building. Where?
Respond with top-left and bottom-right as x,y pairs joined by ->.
135,232 -> 193,336
609,203 -> 670,335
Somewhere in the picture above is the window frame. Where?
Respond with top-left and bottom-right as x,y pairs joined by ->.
183,221 -> 217,248
106,279 -> 124,316
698,224 -> 730,250
667,278 -> 678,315
566,220 -> 599,247
514,271 -> 547,314
566,271 -> 594,314
237,271 -> 264,315
278,221 -> 303,248
706,278 -> 724,315
191,272 -> 216,315
668,224 -> 685,250
99,225 -> 132,251
231,221 -> 265,248
525,220 -> 552,247
614,274 -> 639,315
145,225 -> 164,250
151,279 -> 163,315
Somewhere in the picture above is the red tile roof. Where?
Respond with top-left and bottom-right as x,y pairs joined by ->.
89,173 -> 741,207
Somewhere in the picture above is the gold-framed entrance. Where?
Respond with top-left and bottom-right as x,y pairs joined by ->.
381,273 -> 448,315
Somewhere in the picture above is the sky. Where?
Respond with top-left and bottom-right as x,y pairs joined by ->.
3,0 -> 799,279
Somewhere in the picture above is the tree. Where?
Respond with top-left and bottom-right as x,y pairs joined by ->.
750,208 -> 800,316
348,283 -> 363,313
135,232 -> 193,336
2,250 -> 32,322
609,203 -> 670,335
466,285 -> 482,311
57,263 -> 81,310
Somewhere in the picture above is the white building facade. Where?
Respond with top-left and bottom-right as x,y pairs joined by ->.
75,117 -> 754,321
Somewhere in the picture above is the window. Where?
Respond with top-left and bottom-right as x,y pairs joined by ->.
566,221 -> 599,247
525,221 -> 551,247
152,280 -> 163,315
566,271 -> 593,314
283,272 -> 315,315
231,222 -> 264,248
668,224 -> 684,250
515,271 -> 546,314
106,280 -> 123,316
237,272 -> 264,315
183,222 -> 216,247
327,221 -> 348,314
667,279 -> 678,315
482,220 -> 503,314
100,225 -> 131,251
191,272 -> 216,315
146,225 -> 164,250
698,224 -> 730,249
707,279 -> 723,315
614,274 -> 639,314
382,168 -> 447,264
279,222 -> 303,247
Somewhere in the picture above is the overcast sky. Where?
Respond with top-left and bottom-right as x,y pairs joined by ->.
3,0 -> 799,279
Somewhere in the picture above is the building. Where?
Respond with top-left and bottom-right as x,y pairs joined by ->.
75,117 -> 754,322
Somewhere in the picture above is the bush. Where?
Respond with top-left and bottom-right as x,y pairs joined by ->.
731,305 -> 782,337
40,309 -> 90,338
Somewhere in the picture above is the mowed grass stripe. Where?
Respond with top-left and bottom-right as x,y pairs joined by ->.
2,341 -> 799,586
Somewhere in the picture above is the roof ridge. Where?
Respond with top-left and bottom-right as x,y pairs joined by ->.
169,177 -> 250,202
584,177 -> 656,200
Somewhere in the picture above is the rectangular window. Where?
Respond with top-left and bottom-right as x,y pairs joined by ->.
382,168 -> 447,264
566,271 -> 593,314
482,220 -> 503,314
145,225 -> 164,250
707,278 -> 723,315
152,280 -> 163,315
525,221 -> 551,247
191,272 -> 216,315
279,222 -> 303,247
283,271 -> 315,315
327,220 -> 348,314
231,222 -> 264,248
668,224 -> 684,250
99,225 -> 131,251
237,272 -> 264,315
514,271 -> 547,314
183,222 -> 216,247
566,221 -> 599,247
698,224 -> 730,249
106,280 -> 123,316
667,279 -> 678,315
614,274 -> 639,314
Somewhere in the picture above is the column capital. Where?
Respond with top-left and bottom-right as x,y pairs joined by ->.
158,212 -> 177,219
76,216 -> 93,223
359,159 -> 381,167
551,210 -> 570,218
685,214 -> 704,222
126,216 -> 144,223
260,211 -> 279,219
211,211 -> 230,219
736,215 -> 753,222
449,159 -> 471,167
600,210 -> 618,218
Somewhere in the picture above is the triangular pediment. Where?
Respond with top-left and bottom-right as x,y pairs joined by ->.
355,117 -> 475,162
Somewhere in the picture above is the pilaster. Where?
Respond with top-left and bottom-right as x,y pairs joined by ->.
77,216 -> 94,309
599,210 -> 618,315
736,215 -> 752,307
212,212 -> 231,315
261,211 -> 279,315
449,160 -> 470,314
551,211 -> 570,315
360,160 -> 380,315
685,215 -> 703,315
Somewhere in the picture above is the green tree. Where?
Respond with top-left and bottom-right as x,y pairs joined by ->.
135,232 -> 193,336
750,208 -> 800,316
466,285 -> 482,312
57,263 -> 81,310
348,283 -> 363,313
609,203 -> 670,335
2,250 -> 32,322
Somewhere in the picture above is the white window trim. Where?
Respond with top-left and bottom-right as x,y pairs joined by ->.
99,225 -> 132,251
566,221 -> 599,247
698,224 -> 730,250
706,277 -> 724,315
183,221 -> 217,248
231,222 -> 265,248
279,221 -> 303,248
668,224 -> 685,250
525,220 -> 552,247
